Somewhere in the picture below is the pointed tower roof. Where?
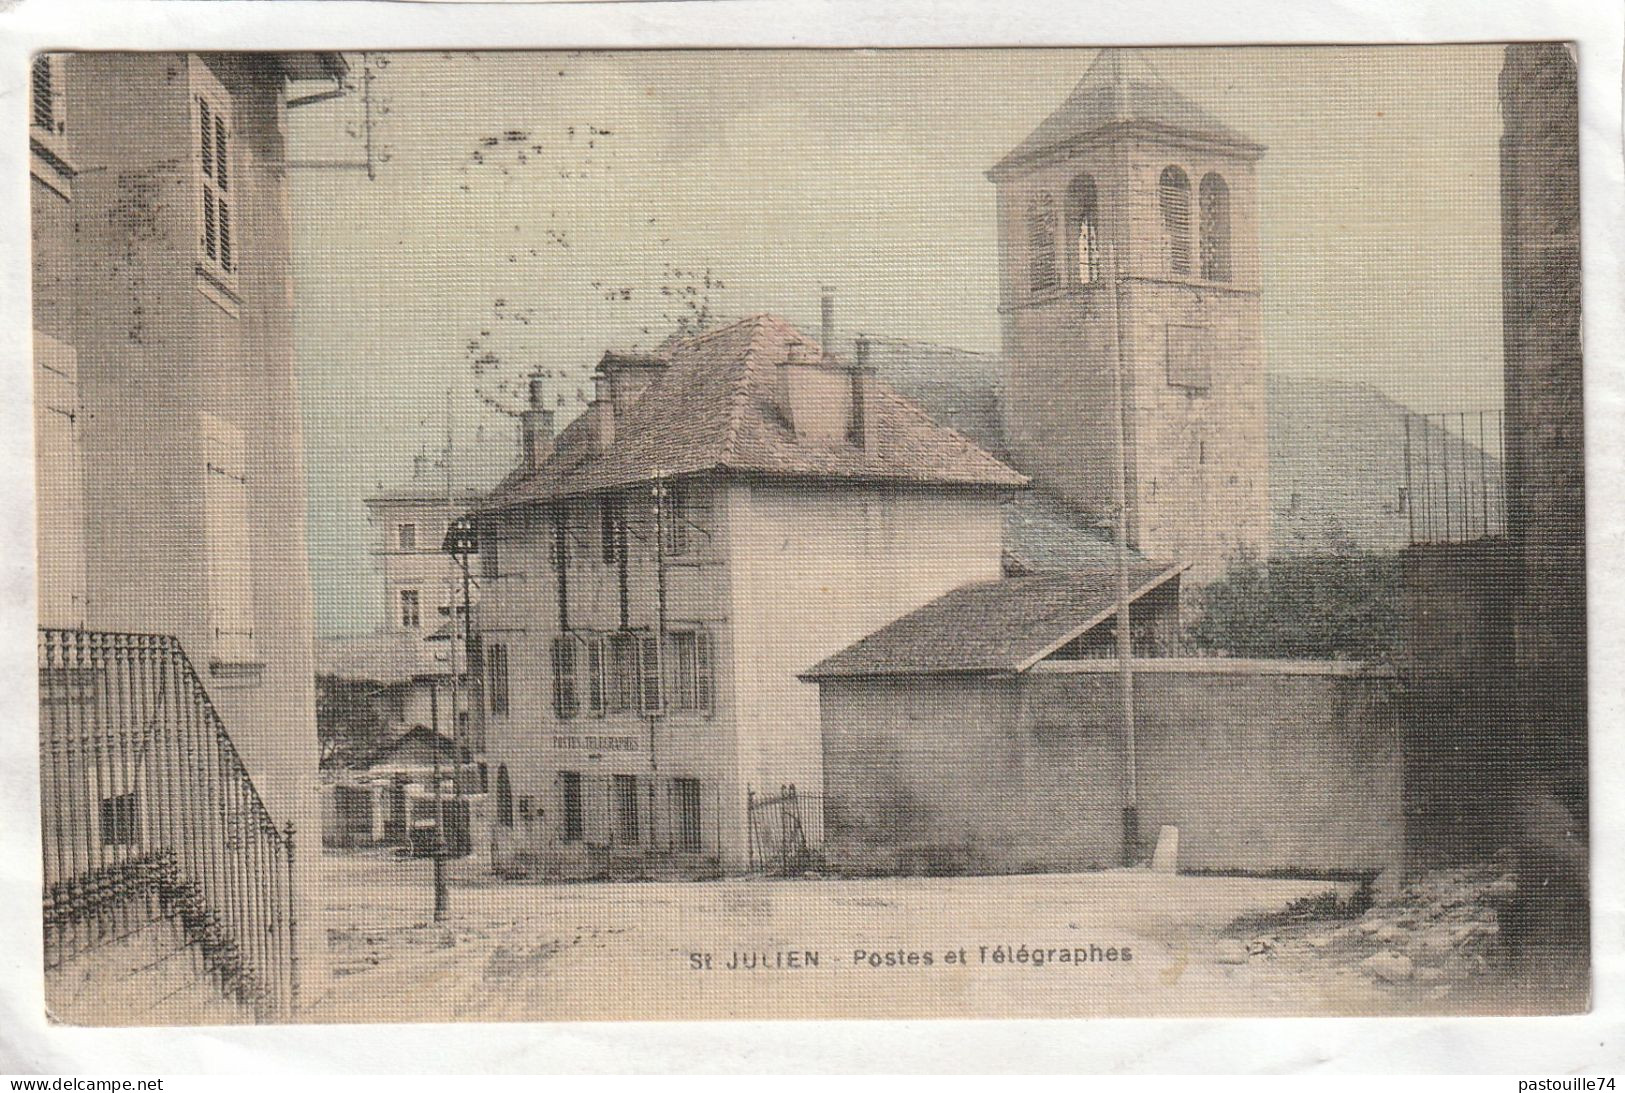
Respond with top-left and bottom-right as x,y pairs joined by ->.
989,49 -> 1263,178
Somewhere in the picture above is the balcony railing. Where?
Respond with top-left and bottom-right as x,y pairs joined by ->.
39,629 -> 297,1021
1403,410 -> 1507,545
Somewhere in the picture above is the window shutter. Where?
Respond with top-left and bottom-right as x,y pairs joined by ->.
191,63 -> 237,283
550,638 -> 564,718
214,115 -> 229,192
32,57 -> 58,133
639,635 -> 662,714
1027,192 -> 1059,294
218,199 -> 232,273
1159,167 -> 1193,276
696,631 -> 715,714
487,643 -> 509,715
34,332 -> 86,628
1199,173 -> 1232,282
587,637 -> 605,717
201,414 -> 255,662
202,189 -> 217,261
199,97 -> 213,178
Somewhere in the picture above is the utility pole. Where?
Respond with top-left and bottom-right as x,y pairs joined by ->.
647,472 -> 669,850
429,386 -> 456,923
1107,240 -> 1138,865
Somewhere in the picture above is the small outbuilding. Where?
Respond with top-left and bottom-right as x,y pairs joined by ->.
803,562 -> 1403,877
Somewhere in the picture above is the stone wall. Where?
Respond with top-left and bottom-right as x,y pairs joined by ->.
1499,43 -> 1586,818
821,659 -> 1403,876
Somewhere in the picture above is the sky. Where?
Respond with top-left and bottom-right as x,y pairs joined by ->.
287,45 -> 1507,637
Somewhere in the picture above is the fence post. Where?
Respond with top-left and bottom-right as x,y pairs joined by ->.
284,820 -> 299,1019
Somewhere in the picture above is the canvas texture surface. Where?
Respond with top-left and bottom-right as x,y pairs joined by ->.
30,44 -> 1588,1025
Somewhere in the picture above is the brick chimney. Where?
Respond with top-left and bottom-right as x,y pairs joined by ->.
777,339 -> 853,446
821,285 -> 836,362
587,374 -> 616,454
777,290 -> 877,451
849,335 -> 878,454
519,374 -> 556,470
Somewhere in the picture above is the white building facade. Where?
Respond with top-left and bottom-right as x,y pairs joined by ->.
470,316 -> 1023,875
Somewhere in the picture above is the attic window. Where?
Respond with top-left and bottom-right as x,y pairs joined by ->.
1158,167 -> 1192,277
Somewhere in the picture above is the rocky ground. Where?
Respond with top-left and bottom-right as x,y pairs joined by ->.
1215,854 -> 1583,1014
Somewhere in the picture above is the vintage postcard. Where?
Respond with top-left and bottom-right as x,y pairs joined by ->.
28,42 -> 1587,1026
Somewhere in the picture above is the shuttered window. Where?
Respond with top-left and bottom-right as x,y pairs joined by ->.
1159,167 -> 1193,276
559,772 -> 584,841
494,766 -> 514,827
586,636 -> 606,716
695,631 -> 715,714
613,775 -> 640,843
602,633 -> 634,713
601,495 -> 625,564
486,643 -> 510,715
31,56 -> 63,135
662,630 -> 715,714
202,414 -> 256,663
1199,172 -> 1232,282
638,635 -> 662,714
192,60 -> 236,282
1026,191 -> 1059,295
551,636 -> 580,720
398,588 -> 421,629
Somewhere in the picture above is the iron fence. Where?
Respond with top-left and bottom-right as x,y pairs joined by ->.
746,784 -> 818,876
1403,409 -> 1506,545
39,629 -> 297,1021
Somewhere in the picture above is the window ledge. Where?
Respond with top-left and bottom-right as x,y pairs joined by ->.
999,282 -> 1106,314
209,659 -> 266,688
195,265 -> 242,317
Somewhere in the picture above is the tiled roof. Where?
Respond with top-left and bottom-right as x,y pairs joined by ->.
802,560 -> 1185,679
1002,491 -> 1145,573
991,49 -> 1262,178
475,315 -> 1026,513
365,485 -> 485,507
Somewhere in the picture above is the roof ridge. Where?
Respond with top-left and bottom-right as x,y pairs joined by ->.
681,312 -> 774,348
719,316 -> 784,461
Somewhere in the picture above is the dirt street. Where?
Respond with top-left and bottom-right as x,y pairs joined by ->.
308,850 -> 1477,1023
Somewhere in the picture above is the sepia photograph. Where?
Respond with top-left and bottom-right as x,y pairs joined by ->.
28,39 -> 1588,1028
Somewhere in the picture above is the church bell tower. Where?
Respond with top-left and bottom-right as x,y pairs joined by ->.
990,50 -> 1269,580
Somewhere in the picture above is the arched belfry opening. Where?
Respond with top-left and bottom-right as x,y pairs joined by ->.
1026,191 -> 1060,295
987,47 -> 1268,580
1067,174 -> 1101,286
1200,172 -> 1232,282
1158,166 -> 1193,277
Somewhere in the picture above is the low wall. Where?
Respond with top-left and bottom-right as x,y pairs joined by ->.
820,659 -> 1402,876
